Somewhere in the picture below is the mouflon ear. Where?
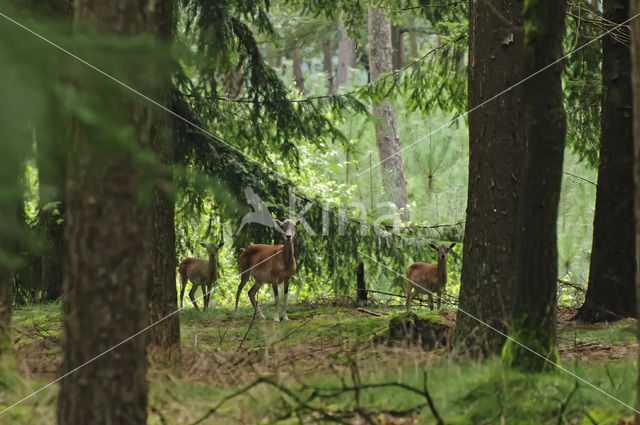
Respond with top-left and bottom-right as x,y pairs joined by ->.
274,218 -> 283,228
295,218 -> 302,225
428,242 -> 438,250
448,242 -> 456,250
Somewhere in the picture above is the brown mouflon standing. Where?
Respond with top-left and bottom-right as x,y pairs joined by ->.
178,242 -> 223,310
235,218 -> 300,321
406,242 -> 456,311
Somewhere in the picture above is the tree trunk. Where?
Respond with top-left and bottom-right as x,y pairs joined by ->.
574,0 -> 635,323
391,25 -> 405,70
630,0 -> 640,420
336,19 -> 355,88
38,118 -> 67,302
323,39 -> 334,95
287,44 -> 306,94
368,7 -> 409,221
409,30 -> 419,59
0,189 -> 18,357
0,148 -> 25,356
57,1 -> 167,423
146,0 -> 180,363
453,0 -> 525,357
502,0 -> 567,372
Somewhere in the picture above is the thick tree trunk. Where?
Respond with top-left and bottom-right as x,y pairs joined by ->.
502,0 -> 567,372
57,1 -> 167,423
630,0 -> 640,421
323,39 -> 334,95
146,0 -> 180,363
368,7 -> 409,221
453,0 -> 525,356
574,0 -> 635,323
336,19 -> 355,88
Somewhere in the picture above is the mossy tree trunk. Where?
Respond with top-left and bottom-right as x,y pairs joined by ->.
453,0 -> 525,356
502,0 -> 567,372
368,7 -> 409,221
574,0 -> 635,323
630,0 -> 640,420
57,1 -> 168,423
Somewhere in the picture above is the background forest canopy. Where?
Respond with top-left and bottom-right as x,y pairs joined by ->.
2,0 -> 601,308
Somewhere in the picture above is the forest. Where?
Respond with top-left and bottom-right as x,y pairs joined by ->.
1,0 -> 640,423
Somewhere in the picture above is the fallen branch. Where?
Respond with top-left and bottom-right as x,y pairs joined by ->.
357,308 -> 384,317
557,279 -> 586,293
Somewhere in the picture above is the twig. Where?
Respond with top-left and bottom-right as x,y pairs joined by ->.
357,308 -> 384,317
215,326 -> 229,351
556,381 -> 580,425
563,171 -> 597,186
237,312 -> 257,353
423,372 -> 445,425
557,278 -> 586,293
252,317 -> 313,350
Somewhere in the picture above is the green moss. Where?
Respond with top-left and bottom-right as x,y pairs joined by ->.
388,310 -> 443,327
502,323 -> 559,372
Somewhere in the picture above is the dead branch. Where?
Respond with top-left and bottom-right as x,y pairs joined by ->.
357,308 -> 384,317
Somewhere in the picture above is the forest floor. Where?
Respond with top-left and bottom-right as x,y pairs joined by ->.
1,299 -> 638,425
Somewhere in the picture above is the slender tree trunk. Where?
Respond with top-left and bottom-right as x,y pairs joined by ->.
502,0 -> 567,372
0,184 -> 19,357
0,143 -> 26,357
574,0 -> 635,323
287,44 -> 306,94
368,7 -> 409,221
453,0 -> 525,356
38,120 -> 67,302
336,19 -> 355,88
409,30 -> 419,59
57,1 -> 167,423
391,25 -> 405,70
630,0 -> 640,420
323,39 -> 334,95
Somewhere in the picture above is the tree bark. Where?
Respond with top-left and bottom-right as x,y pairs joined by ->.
57,1 -> 168,423
323,39 -> 334,95
453,0 -> 525,356
146,0 -> 181,363
287,44 -> 306,94
336,19 -> 355,88
391,25 -> 405,71
368,7 -> 409,221
0,185 -> 18,357
38,118 -> 67,302
574,0 -> 635,323
630,0 -> 640,420
502,0 -> 567,372
0,143 -> 25,357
